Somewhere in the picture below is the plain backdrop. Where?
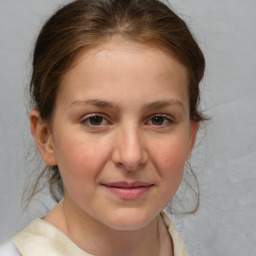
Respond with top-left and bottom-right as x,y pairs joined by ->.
0,1 -> 255,255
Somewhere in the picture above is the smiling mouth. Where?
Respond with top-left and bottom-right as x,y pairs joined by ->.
102,182 -> 154,200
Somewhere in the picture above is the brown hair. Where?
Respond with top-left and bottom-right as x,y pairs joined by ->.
28,0 -> 206,207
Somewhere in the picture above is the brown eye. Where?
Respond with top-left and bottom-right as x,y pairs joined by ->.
147,115 -> 173,126
81,114 -> 110,128
151,116 -> 165,125
89,116 -> 103,126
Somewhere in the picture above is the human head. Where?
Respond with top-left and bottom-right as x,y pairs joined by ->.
29,0 -> 205,202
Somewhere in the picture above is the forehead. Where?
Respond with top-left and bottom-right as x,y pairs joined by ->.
57,37 -> 189,108
68,37 -> 188,78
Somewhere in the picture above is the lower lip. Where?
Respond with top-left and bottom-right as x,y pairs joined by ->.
104,186 -> 152,200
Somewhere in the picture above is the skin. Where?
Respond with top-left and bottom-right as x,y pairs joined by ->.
30,37 -> 199,256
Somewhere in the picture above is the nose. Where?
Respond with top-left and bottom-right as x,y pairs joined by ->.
112,124 -> 148,171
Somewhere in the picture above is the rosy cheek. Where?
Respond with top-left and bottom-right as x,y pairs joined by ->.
154,140 -> 187,167
63,139 -> 110,177
163,154 -> 181,168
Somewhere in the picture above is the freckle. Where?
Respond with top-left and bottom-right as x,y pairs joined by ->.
164,158 -> 172,166
164,157 -> 177,168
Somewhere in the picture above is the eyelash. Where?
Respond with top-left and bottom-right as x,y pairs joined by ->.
80,114 -> 174,128
80,114 -> 109,127
146,114 -> 174,126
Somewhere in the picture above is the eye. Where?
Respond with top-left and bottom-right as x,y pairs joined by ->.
81,114 -> 108,127
88,115 -> 104,126
147,115 -> 173,126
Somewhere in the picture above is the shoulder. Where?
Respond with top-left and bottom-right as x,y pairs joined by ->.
12,219 -> 89,256
0,240 -> 21,256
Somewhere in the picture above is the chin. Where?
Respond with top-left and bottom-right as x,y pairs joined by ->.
101,208 -> 158,231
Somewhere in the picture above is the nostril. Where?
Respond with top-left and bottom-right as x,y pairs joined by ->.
115,162 -> 124,169
114,158 -> 147,172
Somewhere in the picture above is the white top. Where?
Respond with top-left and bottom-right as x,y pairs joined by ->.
9,212 -> 188,256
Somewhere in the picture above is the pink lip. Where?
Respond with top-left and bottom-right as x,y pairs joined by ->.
102,182 -> 153,200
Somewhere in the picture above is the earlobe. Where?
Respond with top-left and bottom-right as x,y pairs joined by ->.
29,109 -> 57,166
186,121 -> 199,161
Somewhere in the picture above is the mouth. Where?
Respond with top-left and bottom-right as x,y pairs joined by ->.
102,182 -> 154,200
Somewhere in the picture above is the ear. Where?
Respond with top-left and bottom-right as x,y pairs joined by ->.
186,121 -> 199,161
29,109 -> 57,166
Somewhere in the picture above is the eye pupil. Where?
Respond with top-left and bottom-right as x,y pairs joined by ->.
151,116 -> 164,125
89,116 -> 103,125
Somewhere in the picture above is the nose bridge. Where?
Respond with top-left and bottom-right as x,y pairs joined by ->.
114,122 -> 147,170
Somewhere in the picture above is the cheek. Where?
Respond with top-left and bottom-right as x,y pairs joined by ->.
150,134 -> 189,194
152,136 -> 189,170
54,135 -> 110,181
54,136 -> 112,205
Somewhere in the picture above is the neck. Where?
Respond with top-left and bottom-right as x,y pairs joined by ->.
45,199 -> 163,256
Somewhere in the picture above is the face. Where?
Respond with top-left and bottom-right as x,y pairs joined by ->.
33,37 -> 198,231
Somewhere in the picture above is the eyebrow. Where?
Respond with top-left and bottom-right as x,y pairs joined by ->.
71,99 -> 119,109
71,98 -> 184,110
143,99 -> 184,111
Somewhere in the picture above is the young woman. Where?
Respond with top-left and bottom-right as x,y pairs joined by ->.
1,0 -> 205,255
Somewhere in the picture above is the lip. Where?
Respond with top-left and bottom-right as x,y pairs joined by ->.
102,181 -> 154,200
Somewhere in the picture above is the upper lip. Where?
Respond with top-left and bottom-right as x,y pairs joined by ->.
102,182 -> 153,188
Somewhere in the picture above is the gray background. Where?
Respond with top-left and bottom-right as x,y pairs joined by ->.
0,0 -> 255,255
